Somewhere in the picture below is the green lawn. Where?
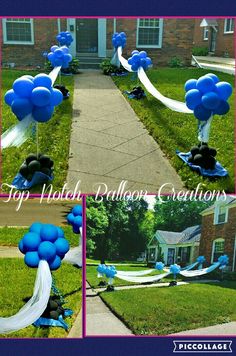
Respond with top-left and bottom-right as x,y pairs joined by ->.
100,281 -> 236,335
86,264 -> 179,288
113,68 -> 235,192
0,258 -> 82,338
2,69 -> 74,192
0,226 -> 79,247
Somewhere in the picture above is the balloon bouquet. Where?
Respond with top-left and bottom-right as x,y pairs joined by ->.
2,31 -> 73,189
177,73 -> 233,176
0,223 -> 74,334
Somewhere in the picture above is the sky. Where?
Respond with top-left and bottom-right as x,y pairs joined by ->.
144,195 -> 157,210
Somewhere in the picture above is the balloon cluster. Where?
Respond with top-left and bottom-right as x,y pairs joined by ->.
112,32 -> 127,48
56,31 -> 73,47
67,205 -> 83,234
4,74 -> 63,122
170,264 -> 181,277
128,50 -> 152,71
218,254 -> 229,269
197,256 -> 206,264
97,264 -> 117,279
155,262 -> 165,271
47,46 -> 72,68
185,73 -> 232,121
41,296 -> 65,320
188,143 -> 217,170
20,153 -> 54,181
19,222 -> 70,270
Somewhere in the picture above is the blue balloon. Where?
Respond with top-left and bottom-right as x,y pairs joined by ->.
5,89 -> 17,106
49,255 -> 61,270
155,262 -> 165,271
196,76 -> 215,94
72,205 -> 82,216
132,54 -> 140,63
29,222 -> 42,234
131,50 -> 139,55
38,241 -> 57,262
33,74 -> 52,89
13,78 -> 34,97
184,79 -> 197,92
74,215 -> 82,228
11,98 -> 33,119
32,105 -> 54,123
40,224 -> 58,242
57,227 -> 65,238
54,238 -> 70,257
51,45 -> 58,52
31,87 -> 51,107
22,232 -> 41,251
50,88 -> 63,106
214,100 -> 230,116
131,63 -> 139,71
194,104 -> 212,121
128,57 -> 133,65
24,251 -> 40,268
67,213 -> 75,224
18,239 -> 25,254
72,224 -> 81,234
139,51 -> 147,58
185,89 -> 202,110
202,91 -> 220,110
61,46 -> 69,54
170,264 -> 181,275
197,256 -> 206,264
207,73 -> 219,84
215,82 -> 233,101
54,48 -> 64,58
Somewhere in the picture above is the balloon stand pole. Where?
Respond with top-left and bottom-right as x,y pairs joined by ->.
36,122 -> 39,157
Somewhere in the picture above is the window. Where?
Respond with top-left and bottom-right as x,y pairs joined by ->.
137,18 -> 163,48
203,27 -> 209,40
148,247 -> 156,261
3,18 -> 34,44
212,239 -> 225,262
224,18 -> 234,34
214,206 -> 228,224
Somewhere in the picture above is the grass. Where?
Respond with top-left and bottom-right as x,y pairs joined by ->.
0,258 -> 82,338
1,69 -> 74,192
0,226 -> 79,247
100,281 -> 236,335
86,264 -> 178,288
112,68 -> 235,192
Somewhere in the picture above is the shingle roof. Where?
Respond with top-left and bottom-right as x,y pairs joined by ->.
201,196 -> 236,214
156,225 -> 201,245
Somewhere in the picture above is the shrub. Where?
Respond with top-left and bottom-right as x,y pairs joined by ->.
192,47 -> 209,56
168,56 -> 184,68
100,58 -> 125,75
44,58 -> 79,74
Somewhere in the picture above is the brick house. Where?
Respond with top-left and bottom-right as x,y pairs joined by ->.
199,196 -> 236,272
193,18 -> 234,57
1,18 -> 195,68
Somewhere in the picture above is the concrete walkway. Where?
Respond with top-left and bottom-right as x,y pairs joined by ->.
86,282 -> 132,336
172,322 -> 236,335
193,56 -> 235,75
67,71 -> 184,194
0,246 -> 22,258
67,308 -> 82,338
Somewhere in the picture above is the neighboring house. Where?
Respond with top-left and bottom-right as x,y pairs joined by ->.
199,196 -> 236,271
147,225 -> 201,266
1,18 -> 195,68
193,18 -> 234,57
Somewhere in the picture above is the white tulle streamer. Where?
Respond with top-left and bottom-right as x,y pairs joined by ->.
115,272 -> 170,283
64,227 -> 82,267
179,262 -> 220,277
116,47 -> 192,114
117,269 -> 155,277
198,115 -> 213,143
0,260 -> 52,334
1,66 -> 61,149
111,51 -> 120,68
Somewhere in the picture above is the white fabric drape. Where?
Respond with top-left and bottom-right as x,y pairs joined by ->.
64,227 -> 82,267
198,115 -> 213,143
1,66 -> 61,149
116,269 -> 155,277
0,260 -> 52,334
115,272 -> 170,283
179,262 -> 220,277
116,47 -> 192,114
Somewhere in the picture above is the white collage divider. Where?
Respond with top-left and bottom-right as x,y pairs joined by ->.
0,260 -> 52,334
64,227 -> 82,267
1,66 -> 61,149
116,47 -> 192,114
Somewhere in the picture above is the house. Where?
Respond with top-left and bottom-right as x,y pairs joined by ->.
147,225 -> 201,266
193,18 -> 234,57
1,18 -> 196,68
199,196 -> 236,271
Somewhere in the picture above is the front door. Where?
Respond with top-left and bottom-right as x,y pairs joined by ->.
167,248 -> 175,265
76,19 -> 98,53
210,28 -> 217,53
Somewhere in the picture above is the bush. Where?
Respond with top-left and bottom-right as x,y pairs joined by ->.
168,56 -> 184,68
100,58 -> 125,75
44,58 -> 79,74
192,47 -> 209,56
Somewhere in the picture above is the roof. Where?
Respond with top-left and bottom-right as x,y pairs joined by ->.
152,225 -> 201,245
200,19 -> 218,27
201,196 -> 236,215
